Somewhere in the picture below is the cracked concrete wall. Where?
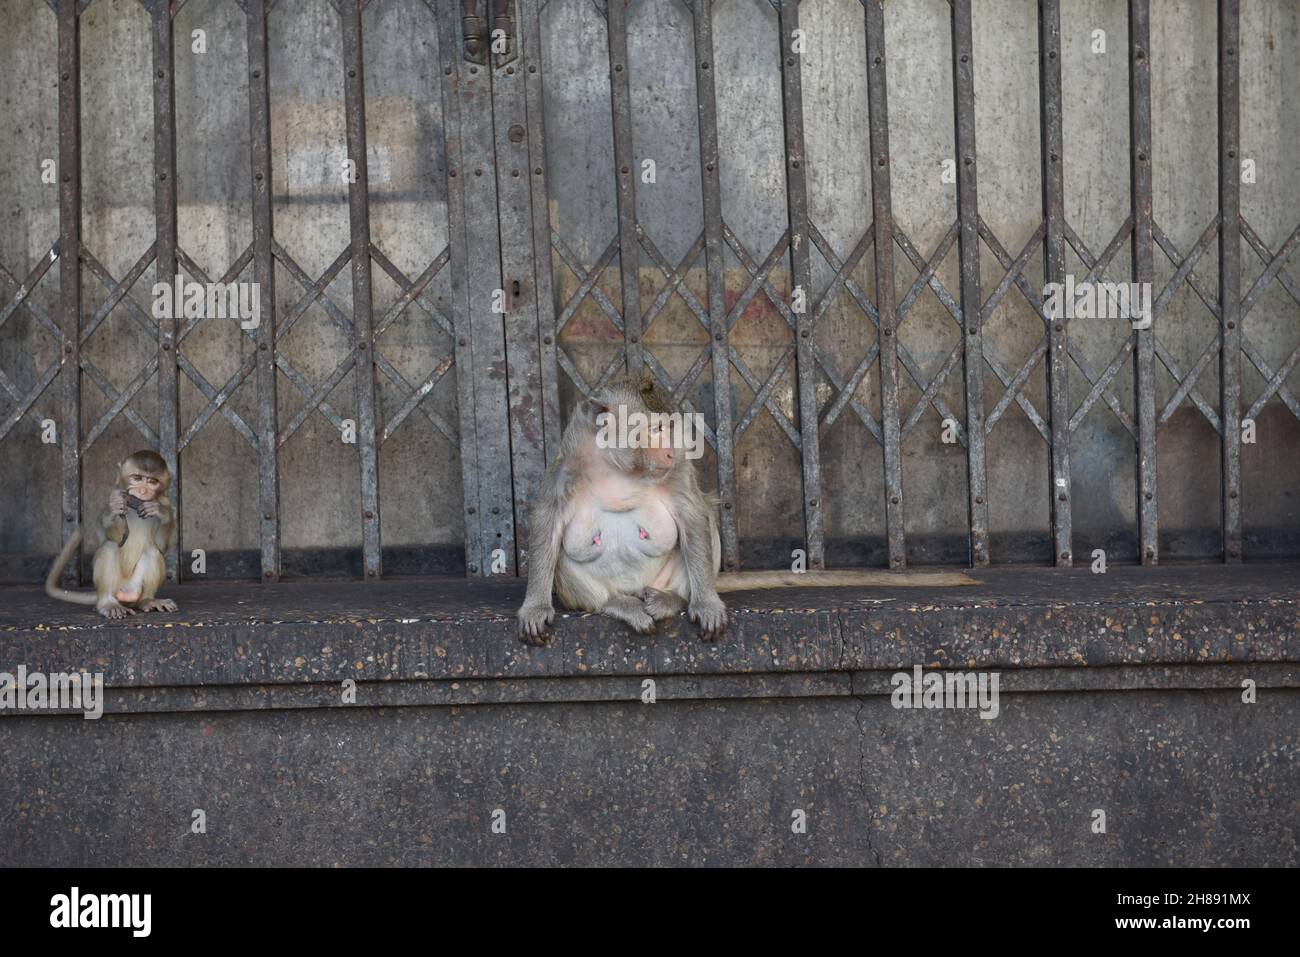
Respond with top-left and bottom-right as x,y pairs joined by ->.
1,0 -> 1296,575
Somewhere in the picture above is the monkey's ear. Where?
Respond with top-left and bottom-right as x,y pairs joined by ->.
582,396 -> 611,419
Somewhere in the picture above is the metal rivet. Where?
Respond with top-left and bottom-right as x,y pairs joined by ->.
491,506 -> 500,515
260,342 -> 268,351
714,333 -> 723,342
349,69 -> 356,78
786,57 -> 794,66
706,162 -> 714,172
1049,50 -> 1056,60
1227,321 -> 1235,330
1137,152 -> 1146,162
1050,152 -> 1058,163
252,70 -> 260,79
1229,490 -> 1238,499
884,328 -> 892,337
534,167 -> 543,175
459,337 -> 467,346
543,336 -> 552,345
162,342 -> 170,351
809,499 -> 818,508
467,506 -> 476,514
469,564 -> 478,573
1058,493 -> 1067,502
964,157 -> 972,166
159,172 -> 167,181
877,157 -> 885,167
701,61 -> 709,70
1060,551 -> 1070,561
449,169 -> 457,177
264,512 -> 273,521
529,65 -> 536,73
474,169 -> 482,176
1228,150 -> 1236,159
724,502 -> 732,510
512,169 -> 520,177
621,166 -> 629,174
264,570 -> 274,579
445,66 -> 452,75
1136,49 -> 1145,61
975,496 -> 983,505
470,66 -> 478,74
629,335 -> 638,343
63,174 -> 70,183
961,54 -> 969,63
358,341 -> 367,350
614,64 -> 623,72
364,511 -> 374,519
157,69 -> 165,78
800,329 -> 809,338
255,172 -> 263,181
890,496 -> 899,505
62,73 -> 69,81
506,66 -> 515,75
1146,547 -> 1155,558
874,56 -> 882,65
1145,492 -> 1153,500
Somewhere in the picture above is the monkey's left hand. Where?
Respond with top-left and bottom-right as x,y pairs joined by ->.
137,501 -> 163,520
688,595 -> 728,640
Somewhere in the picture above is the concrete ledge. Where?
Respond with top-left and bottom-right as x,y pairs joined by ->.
0,564 -> 1296,698
2,565 -> 1296,866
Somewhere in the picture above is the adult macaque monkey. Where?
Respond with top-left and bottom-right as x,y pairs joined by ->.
518,374 -> 726,644
45,450 -> 177,620
517,375 -> 979,645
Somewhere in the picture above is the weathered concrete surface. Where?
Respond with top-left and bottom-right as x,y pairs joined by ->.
1,564 -> 1296,865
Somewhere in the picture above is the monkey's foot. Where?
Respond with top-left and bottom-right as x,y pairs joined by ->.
602,595 -> 655,635
517,602 -> 556,645
140,598 -> 177,613
641,587 -> 686,621
98,600 -> 136,620
115,587 -> 142,604
688,595 -> 728,641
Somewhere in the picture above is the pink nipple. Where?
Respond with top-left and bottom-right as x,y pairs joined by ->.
592,534 -> 601,546
638,526 -> 649,540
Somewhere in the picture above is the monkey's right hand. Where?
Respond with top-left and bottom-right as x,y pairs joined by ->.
517,602 -> 555,645
109,490 -> 129,517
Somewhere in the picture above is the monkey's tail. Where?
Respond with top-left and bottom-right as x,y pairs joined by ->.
714,568 -> 979,592
44,528 -> 97,606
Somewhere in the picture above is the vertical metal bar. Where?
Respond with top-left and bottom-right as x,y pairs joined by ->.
247,0 -> 281,581
435,0 -> 486,576
606,0 -> 641,374
693,0 -> 739,571
442,0 -> 515,576
951,0 -> 988,567
865,0 -> 904,568
341,0 -> 382,579
1129,0 -> 1158,564
490,0 -> 547,574
517,0 -> 561,464
57,0 -> 82,585
776,0 -> 824,571
1218,0 -> 1242,562
151,0 -> 181,583
1039,0 -> 1072,566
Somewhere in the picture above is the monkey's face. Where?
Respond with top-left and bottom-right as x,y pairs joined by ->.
124,468 -> 166,502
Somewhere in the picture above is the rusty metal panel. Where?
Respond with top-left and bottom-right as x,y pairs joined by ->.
1039,0 -> 1071,566
246,0 -> 281,582
951,0 -> 987,567
1218,0 -> 1242,563
776,0 -> 824,571
865,0 -> 903,569
606,0 -> 641,375
692,0 -> 739,571
150,0 -> 181,583
440,0 -> 515,577
1130,0 -> 1157,565
490,0 -> 547,575
517,0 -> 561,465
341,0 -> 382,579
57,0 -> 82,585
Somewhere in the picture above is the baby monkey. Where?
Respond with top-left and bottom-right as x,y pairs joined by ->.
46,449 -> 177,620
518,373 -> 727,644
